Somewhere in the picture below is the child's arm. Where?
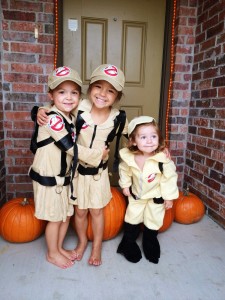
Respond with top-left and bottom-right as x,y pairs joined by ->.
37,107 -> 50,126
164,200 -> 173,210
160,160 -> 179,201
163,148 -> 171,159
77,144 -> 109,166
122,187 -> 131,197
118,160 -> 132,193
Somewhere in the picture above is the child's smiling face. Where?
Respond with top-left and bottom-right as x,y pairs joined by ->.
89,80 -> 119,110
49,81 -> 80,116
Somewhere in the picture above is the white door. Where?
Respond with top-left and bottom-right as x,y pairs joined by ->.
63,0 -> 166,185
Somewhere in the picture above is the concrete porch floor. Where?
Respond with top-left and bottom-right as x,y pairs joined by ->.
0,215 -> 225,300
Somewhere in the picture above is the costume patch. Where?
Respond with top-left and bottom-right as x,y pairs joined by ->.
81,122 -> 89,130
147,173 -> 156,183
53,66 -> 71,77
48,115 -> 65,132
104,65 -> 118,77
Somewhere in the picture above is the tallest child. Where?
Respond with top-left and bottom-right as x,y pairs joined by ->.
70,64 -> 128,266
37,64 -> 128,266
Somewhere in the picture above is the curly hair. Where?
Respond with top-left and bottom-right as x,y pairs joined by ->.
127,120 -> 166,154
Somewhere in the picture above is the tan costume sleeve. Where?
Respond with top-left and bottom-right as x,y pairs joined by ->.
160,160 -> 179,201
77,144 -> 102,167
119,160 -> 132,189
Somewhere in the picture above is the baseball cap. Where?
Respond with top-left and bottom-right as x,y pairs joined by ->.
48,66 -> 82,89
128,116 -> 156,136
90,64 -> 125,91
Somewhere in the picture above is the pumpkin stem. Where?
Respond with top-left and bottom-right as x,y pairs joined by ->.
183,186 -> 189,196
21,198 -> 29,206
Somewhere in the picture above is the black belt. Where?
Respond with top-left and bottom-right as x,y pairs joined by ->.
77,161 -> 108,176
129,187 -> 164,203
29,168 -> 70,187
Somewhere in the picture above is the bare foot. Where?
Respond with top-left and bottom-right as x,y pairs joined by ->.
74,240 -> 88,261
88,245 -> 102,266
60,248 -> 77,261
46,252 -> 74,269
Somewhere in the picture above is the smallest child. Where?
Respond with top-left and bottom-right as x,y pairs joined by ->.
117,116 -> 179,264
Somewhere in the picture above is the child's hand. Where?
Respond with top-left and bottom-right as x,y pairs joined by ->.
122,187 -> 131,197
163,147 -> 171,159
37,108 -> 49,126
102,146 -> 110,160
164,200 -> 173,210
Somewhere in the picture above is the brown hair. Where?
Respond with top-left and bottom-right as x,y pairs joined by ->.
127,120 -> 166,154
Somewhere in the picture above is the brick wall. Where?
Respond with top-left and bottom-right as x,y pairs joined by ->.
169,0 -> 197,189
171,0 -> 225,228
1,0 -> 55,200
0,2 -> 6,206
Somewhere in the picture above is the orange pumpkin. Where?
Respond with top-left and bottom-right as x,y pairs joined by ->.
0,198 -> 47,243
71,187 -> 127,241
174,189 -> 205,224
159,206 -> 175,233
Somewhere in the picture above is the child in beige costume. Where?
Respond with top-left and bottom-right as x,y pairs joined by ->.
117,116 -> 179,264
37,64 -> 128,266
29,66 -> 108,269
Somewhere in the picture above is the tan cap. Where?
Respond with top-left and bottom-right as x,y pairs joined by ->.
90,64 -> 125,91
48,66 -> 82,89
128,116 -> 156,136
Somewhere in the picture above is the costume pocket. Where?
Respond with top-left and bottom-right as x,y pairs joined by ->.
153,197 -> 164,204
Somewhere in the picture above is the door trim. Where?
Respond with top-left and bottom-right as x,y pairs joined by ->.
158,0 -> 174,136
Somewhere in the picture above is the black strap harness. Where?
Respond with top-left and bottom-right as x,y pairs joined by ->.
75,109 -> 126,176
29,107 -> 78,188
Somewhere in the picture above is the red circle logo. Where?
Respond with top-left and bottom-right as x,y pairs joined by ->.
55,66 -> 71,77
147,173 -> 156,183
49,115 -> 64,132
104,65 -> 118,77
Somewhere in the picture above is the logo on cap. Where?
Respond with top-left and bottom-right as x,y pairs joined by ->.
104,65 -> 118,77
54,66 -> 71,77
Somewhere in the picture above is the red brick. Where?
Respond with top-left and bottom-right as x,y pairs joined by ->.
11,42 -> 43,54
12,83 -> 44,93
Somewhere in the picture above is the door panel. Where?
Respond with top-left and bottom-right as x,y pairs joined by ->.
63,0 -> 166,185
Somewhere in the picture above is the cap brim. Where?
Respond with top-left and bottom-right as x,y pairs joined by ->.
49,77 -> 82,89
90,76 -> 123,91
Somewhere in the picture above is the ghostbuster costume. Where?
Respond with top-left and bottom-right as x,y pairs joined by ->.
29,65 -> 104,223
29,105 -> 103,222
117,116 -> 179,264
69,98 -> 128,209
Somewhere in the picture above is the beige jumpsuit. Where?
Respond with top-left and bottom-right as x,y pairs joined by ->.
119,148 -> 179,230
70,99 -> 128,209
29,106 -> 103,222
